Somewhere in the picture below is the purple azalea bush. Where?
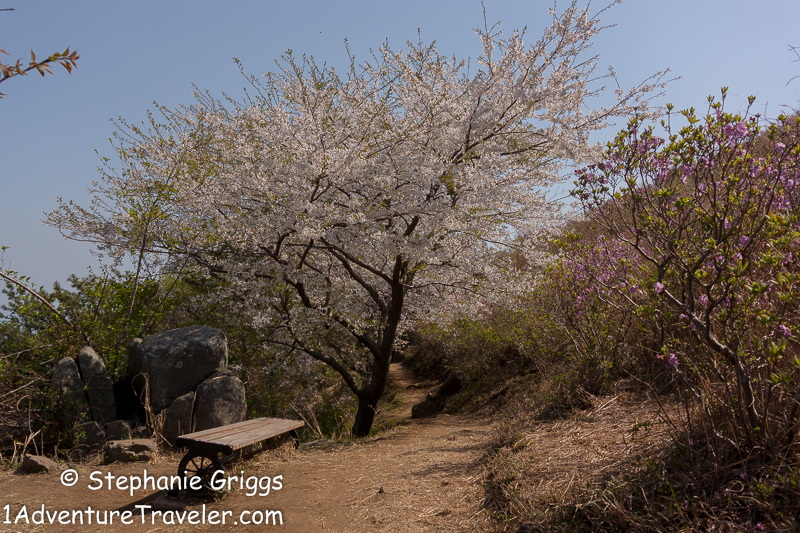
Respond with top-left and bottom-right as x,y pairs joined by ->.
572,91 -> 800,453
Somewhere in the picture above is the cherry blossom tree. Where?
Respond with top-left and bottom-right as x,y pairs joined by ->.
49,1 -> 665,436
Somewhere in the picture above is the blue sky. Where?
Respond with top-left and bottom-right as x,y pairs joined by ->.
1,0 -> 799,294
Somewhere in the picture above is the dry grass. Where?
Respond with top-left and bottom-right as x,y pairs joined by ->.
483,386 -> 673,531
480,378 -> 800,532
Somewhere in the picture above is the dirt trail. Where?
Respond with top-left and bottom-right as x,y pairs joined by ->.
0,364 -> 496,532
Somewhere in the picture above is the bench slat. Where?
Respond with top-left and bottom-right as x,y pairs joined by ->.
176,417 -> 304,454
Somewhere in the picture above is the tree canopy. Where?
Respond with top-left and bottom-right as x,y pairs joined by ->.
48,0 -> 665,435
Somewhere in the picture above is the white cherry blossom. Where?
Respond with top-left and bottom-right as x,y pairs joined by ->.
48,1 -> 666,435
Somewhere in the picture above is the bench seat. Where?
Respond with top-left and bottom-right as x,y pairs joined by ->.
176,417 -> 305,455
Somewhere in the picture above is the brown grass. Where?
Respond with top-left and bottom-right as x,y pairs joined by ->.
483,384 -> 673,530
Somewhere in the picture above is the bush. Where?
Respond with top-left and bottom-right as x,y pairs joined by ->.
573,91 -> 800,457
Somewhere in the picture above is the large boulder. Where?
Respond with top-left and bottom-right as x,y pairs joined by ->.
160,391 -> 195,444
51,357 -> 88,420
133,326 -> 228,414
193,372 -> 246,431
77,346 -> 116,424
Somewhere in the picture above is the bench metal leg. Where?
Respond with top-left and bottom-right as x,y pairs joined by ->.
290,429 -> 301,449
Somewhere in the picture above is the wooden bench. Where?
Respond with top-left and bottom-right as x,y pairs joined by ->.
174,417 -> 304,492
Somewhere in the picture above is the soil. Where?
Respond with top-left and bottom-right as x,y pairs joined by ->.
0,364 -> 496,532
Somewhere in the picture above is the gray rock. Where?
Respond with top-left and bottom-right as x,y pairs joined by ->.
193,372 -> 246,431
19,455 -> 59,474
160,391 -> 195,444
76,346 -> 105,384
104,439 -> 157,463
51,357 -> 88,420
105,420 -> 132,441
77,346 -> 116,424
135,326 -> 228,414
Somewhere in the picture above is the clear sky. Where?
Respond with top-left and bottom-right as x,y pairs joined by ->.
1,0 -> 799,294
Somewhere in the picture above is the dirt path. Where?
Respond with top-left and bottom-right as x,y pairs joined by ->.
0,364 -> 496,532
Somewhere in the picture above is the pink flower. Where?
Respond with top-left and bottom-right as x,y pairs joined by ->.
739,235 -> 750,249
668,353 -> 678,367
776,142 -> 786,153
654,282 -> 665,294
698,294 -> 708,306
778,324 -> 792,337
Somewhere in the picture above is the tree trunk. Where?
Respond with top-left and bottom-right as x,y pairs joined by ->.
351,349 -> 392,437
351,263 -> 405,437
352,392 -> 379,437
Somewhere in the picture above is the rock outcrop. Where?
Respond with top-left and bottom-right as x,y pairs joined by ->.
51,326 -> 247,448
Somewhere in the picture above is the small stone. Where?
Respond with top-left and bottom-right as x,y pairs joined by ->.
18,455 -> 59,474
104,439 -> 157,463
